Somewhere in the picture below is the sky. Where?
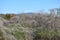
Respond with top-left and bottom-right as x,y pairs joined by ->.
0,0 -> 60,13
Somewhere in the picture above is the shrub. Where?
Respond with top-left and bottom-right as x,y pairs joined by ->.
34,30 -> 60,40
3,14 -> 11,20
12,31 -> 24,40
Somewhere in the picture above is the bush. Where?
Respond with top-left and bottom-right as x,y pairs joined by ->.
34,30 -> 60,40
12,31 -> 24,40
3,14 -> 11,20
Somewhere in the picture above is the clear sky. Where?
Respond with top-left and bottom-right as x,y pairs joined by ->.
0,0 -> 60,13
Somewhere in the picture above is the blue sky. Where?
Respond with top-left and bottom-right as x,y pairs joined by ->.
0,0 -> 60,13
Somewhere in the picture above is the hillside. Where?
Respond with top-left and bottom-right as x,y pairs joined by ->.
0,8 -> 60,40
